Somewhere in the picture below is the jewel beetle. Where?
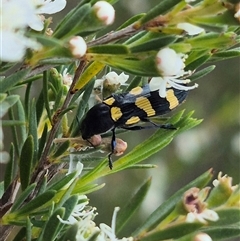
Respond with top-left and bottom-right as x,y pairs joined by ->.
81,84 -> 188,169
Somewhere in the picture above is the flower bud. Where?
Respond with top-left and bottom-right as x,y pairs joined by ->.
194,233 -> 212,241
93,1 -> 115,25
69,36 -> 87,58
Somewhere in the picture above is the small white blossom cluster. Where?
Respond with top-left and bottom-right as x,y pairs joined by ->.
94,72 -> 129,90
150,47 -> 198,98
0,0 -> 66,62
58,201 -> 133,241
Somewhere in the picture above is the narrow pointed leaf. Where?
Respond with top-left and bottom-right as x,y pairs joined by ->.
26,217 -> 32,241
0,69 -> 29,93
47,172 -> 77,191
116,178 -> 152,234
42,208 -> 65,241
16,99 -> 27,149
140,222 -> 203,241
59,224 -> 79,241
11,183 -> 37,212
212,208 -> 240,226
203,225 -> 240,240
14,190 -> 56,215
190,65 -> 215,82
19,135 -> 34,191
4,144 -> 15,190
137,0 -> 182,25
29,100 -> 38,165
88,44 -> 130,54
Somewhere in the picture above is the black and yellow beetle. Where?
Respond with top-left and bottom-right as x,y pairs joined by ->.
81,84 -> 188,169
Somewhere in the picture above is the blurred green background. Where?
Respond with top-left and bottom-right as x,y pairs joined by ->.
1,0 -> 239,237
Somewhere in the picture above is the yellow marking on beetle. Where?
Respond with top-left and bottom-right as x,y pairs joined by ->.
129,86 -> 143,95
110,107 -> 122,121
125,116 -> 140,125
103,97 -> 115,106
166,89 -> 179,109
135,97 -> 156,116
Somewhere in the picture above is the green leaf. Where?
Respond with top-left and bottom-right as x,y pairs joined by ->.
38,124 -> 48,160
186,32 -> 237,50
140,222 -> 203,241
4,144 -> 15,190
36,90 -> 45,124
185,54 -> 211,71
14,190 -> 56,215
117,13 -> 146,30
43,71 -> 52,123
47,172 -> 77,191
203,225 -> 240,240
53,3 -> 92,39
100,56 -> 160,76
11,184 -> 37,212
190,65 -> 215,82
129,34 -> 177,53
12,228 -> 27,241
132,169 -> 213,236
211,47 -> 240,61
137,0 -> 182,25
62,195 -> 79,220
19,135 -> 34,191
16,99 -> 27,150
1,120 -> 26,126
28,100 -> 38,165
0,69 -> 29,93
116,178 -> 152,235
88,44 -> 130,54
42,208 -> 65,241
213,208 -> 240,226
26,217 -> 32,241
58,224 -> 79,241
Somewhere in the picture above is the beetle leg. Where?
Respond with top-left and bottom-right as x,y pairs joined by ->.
142,118 -> 176,130
108,128 -> 116,169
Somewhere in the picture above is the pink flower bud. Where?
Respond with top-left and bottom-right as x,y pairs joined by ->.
93,1 -> 115,25
69,36 -> 87,58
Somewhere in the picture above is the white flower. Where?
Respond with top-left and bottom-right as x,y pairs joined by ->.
177,23 -> 204,36
62,68 -> 73,87
34,0 -> 67,15
57,195 -> 95,225
94,72 -> 129,89
105,72 -> 129,85
194,233 -> 213,241
149,48 -> 198,98
93,1 -> 115,25
97,207 -> 133,241
1,30 -> 41,62
186,208 -> 219,224
156,47 -> 187,76
75,216 -> 100,241
69,36 -> 87,58
0,0 -> 66,62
